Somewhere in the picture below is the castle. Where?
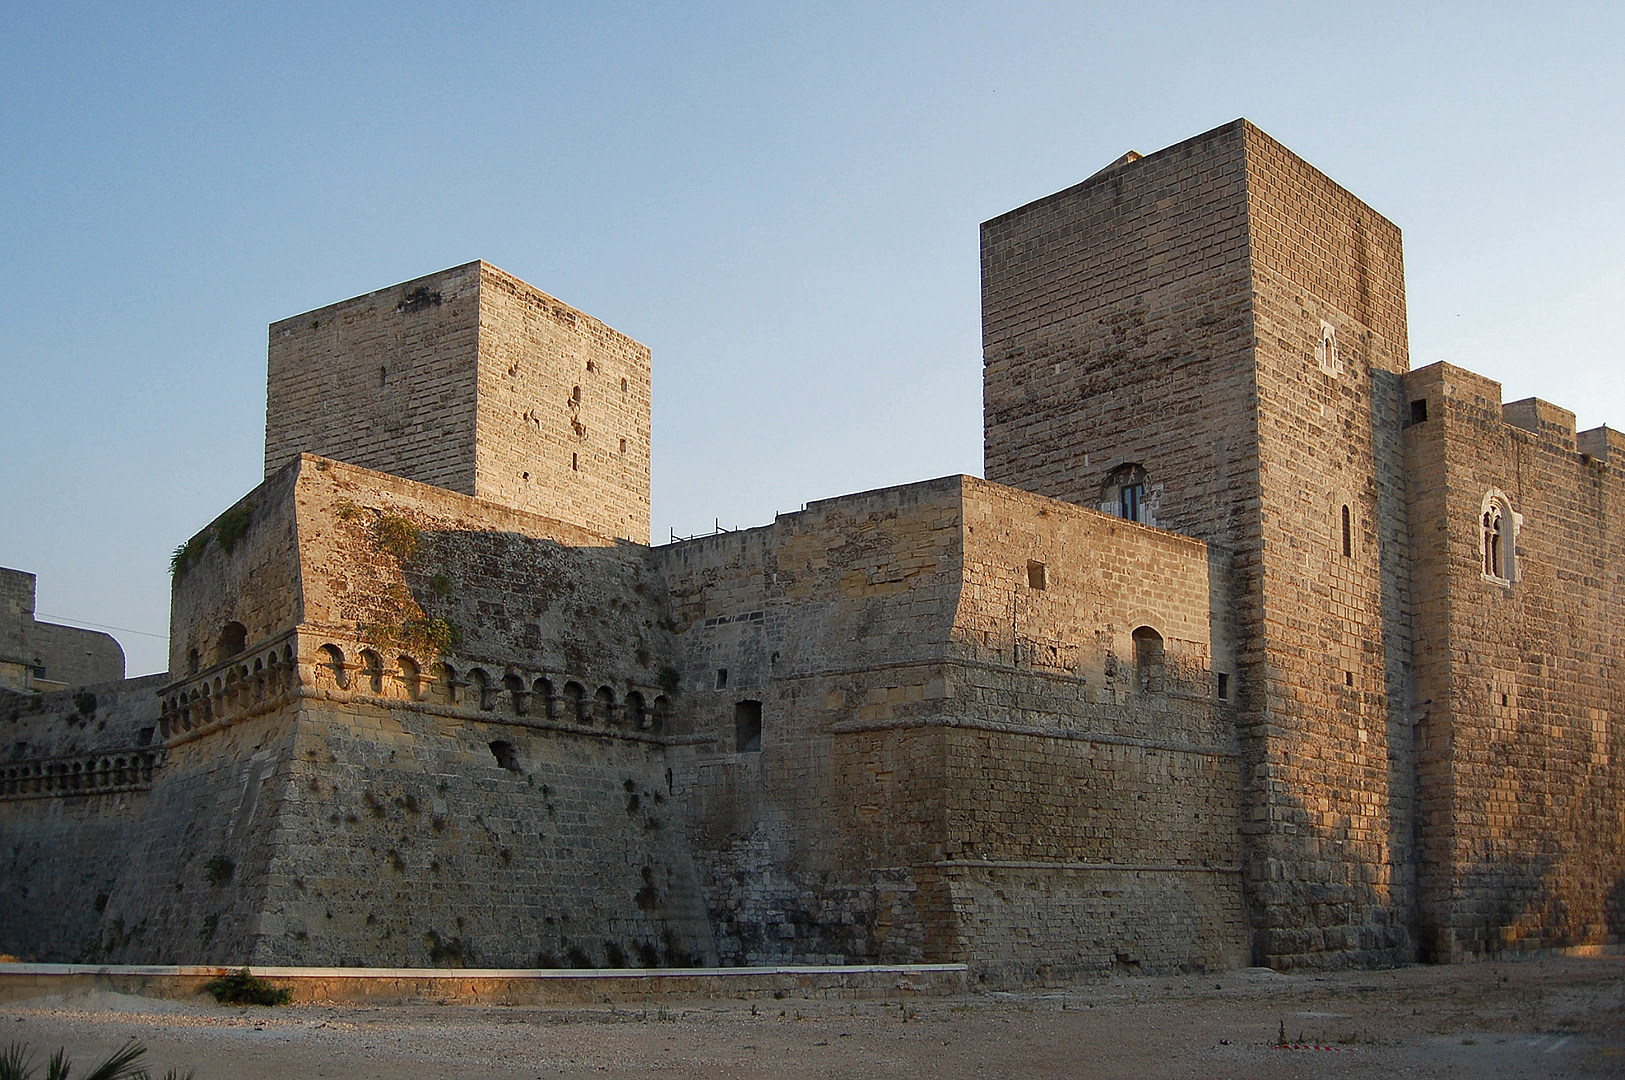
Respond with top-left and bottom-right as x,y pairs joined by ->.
3,119 -> 1621,976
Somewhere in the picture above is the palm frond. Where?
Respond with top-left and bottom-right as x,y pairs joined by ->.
77,1040 -> 147,1080
0,1042 -> 37,1080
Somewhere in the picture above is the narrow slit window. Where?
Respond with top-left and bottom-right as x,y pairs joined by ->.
1216,673 -> 1230,700
1341,505 -> 1352,558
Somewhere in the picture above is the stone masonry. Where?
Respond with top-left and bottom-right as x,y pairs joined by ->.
1,568 -> 124,692
1,119 -> 1618,976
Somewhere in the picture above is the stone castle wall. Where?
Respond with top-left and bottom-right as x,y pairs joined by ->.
0,675 -> 165,962
1,567 -> 124,692
3,121 -> 1618,976
656,475 -> 1248,976
1404,362 -> 1625,960
109,453 -> 711,968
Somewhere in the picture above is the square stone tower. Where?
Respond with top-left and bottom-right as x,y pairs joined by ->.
983,119 -> 1416,968
265,261 -> 651,543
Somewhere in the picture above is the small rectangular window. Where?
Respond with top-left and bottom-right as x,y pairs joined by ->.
1409,399 -> 1429,425
1216,673 -> 1230,700
1027,560 -> 1046,590
1344,670 -> 1355,688
714,668 -> 728,690
735,700 -> 762,752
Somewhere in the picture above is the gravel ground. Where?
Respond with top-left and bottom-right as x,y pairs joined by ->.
2,957 -> 1621,1079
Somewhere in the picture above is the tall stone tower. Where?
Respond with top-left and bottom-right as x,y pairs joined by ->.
265,261 -> 652,543
982,119 -> 1416,968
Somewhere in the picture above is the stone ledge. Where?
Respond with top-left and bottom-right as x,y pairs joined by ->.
0,962 -> 968,1005
830,714 -> 1240,758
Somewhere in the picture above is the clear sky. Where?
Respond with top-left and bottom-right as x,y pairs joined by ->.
2,2 -> 1621,677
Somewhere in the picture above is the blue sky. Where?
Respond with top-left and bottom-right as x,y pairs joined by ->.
2,2 -> 1621,677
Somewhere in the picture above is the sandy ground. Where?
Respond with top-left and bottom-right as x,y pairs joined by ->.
2,957 -> 1621,1079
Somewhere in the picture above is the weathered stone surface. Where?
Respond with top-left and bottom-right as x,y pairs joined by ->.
0,568 -> 124,692
2,119 -> 1618,978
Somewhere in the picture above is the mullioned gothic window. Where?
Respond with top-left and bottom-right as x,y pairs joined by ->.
1316,319 -> 1343,377
1479,490 -> 1519,585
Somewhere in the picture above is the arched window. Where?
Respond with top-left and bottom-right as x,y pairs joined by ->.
1482,508 -> 1502,578
430,662 -> 456,705
626,690 -> 648,730
503,673 -> 529,715
358,649 -> 384,693
217,622 -> 247,663
318,644 -> 348,690
468,668 -> 493,711
651,694 -> 670,733
1316,319 -> 1342,377
533,677 -> 555,719
1480,491 -> 1517,584
398,655 -> 422,700
1132,626 -> 1165,693
564,681 -> 587,723
594,686 -> 616,726
1102,464 -> 1150,525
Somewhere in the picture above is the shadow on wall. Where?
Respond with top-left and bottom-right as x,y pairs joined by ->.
1421,854 -> 1619,961
305,519 -> 683,722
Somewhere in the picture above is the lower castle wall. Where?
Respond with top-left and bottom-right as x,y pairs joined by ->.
92,704 -> 297,965
0,676 -> 167,962
937,725 -> 1245,978
249,693 -> 714,969
0,790 -> 152,962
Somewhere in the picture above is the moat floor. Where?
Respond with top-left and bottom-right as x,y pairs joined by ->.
3,957 -> 1621,1079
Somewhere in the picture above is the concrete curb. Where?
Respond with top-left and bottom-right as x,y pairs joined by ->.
0,962 -> 969,1005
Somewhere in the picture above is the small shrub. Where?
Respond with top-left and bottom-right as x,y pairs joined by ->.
203,856 -> 234,887
657,666 -> 681,694
428,573 -> 453,597
202,968 -> 291,1006
212,503 -> 253,554
424,931 -> 468,966
372,514 -> 420,562
169,534 -> 209,579
72,691 -> 97,718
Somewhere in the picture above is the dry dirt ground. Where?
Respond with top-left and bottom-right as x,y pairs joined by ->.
3,957 -> 1622,1079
